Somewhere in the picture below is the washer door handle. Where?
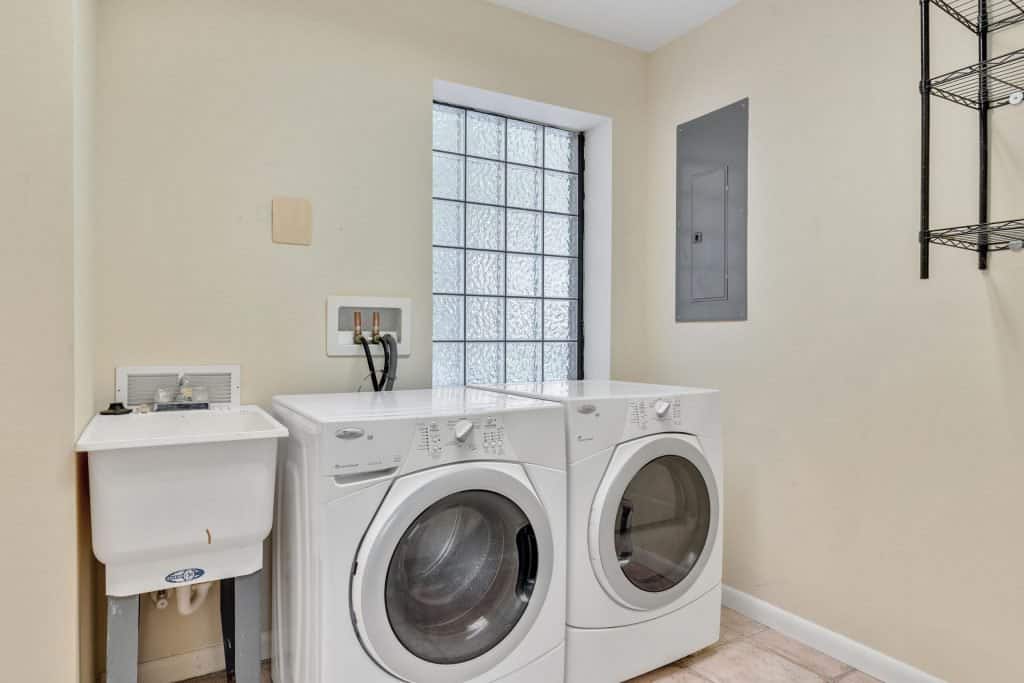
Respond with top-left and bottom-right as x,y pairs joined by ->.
616,498 -> 634,562
515,524 -> 538,600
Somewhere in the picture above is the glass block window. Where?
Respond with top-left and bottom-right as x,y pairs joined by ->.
432,102 -> 583,387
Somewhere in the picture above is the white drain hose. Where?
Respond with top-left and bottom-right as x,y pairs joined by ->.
175,582 -> 212,616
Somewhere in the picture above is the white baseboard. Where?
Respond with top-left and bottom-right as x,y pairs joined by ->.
722,586 -> 945,683
101,631 -> 270,683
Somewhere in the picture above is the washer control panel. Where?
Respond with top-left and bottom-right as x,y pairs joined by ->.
324,414 -> 509,476
415,415 -> 506,458
627,397 -> 684,433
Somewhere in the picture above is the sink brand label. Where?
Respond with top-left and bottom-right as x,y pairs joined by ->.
165,568 -> 205,584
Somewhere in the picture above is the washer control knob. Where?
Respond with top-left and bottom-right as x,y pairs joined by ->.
654,400 -> 671,419
454,420 -> 475,443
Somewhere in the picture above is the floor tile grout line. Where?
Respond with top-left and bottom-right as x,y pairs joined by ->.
687,668 -> 715,683
703,633 -> 829,682
743,630 -> 853,681
680,640 -> 825,683
701,613 -> 863,683
665,661 -> 715,683
752,648 -> 839,682
667,622 -> 766,677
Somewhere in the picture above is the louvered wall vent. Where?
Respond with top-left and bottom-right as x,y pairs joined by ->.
115,365 -> 241,408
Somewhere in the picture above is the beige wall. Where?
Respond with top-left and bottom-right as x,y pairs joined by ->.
75,0 -> 98,680
0,0 -> 80,681
93,0 -> 648,672
643,2 -> 1024,681
75,0 -> 97,433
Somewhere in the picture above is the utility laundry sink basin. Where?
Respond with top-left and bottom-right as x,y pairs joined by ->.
77,406 -> 288,596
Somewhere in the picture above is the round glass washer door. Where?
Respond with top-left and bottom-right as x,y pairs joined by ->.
590,435 -> 719,611
352,463 -> 554,683
385,490 -> 538,665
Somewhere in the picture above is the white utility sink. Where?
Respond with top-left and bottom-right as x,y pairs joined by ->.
77,406 -> 288,596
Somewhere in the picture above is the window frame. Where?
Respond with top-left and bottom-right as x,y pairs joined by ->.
431,100 -> 585,386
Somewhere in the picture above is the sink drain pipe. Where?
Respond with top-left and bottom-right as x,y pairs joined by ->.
175,582 -> 212,616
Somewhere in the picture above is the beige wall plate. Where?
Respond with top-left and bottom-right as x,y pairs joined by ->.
272,197 -> 312,245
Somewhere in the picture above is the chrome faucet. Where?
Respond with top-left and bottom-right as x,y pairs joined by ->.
176,374 -> 192,401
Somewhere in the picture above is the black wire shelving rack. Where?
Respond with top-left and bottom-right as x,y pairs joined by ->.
920,0 -> 1024,278
930,0 -> 1024,33
929,217 -> 1024,250
930,48 -> 1024,109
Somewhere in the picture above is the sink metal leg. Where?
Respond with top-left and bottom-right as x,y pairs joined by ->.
234,570 -> 262,682
220,578 -> 236,677
106,595 -> 139,683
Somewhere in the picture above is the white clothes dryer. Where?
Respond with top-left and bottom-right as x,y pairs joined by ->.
271,388 -> 567,683
473,381 -> 722,683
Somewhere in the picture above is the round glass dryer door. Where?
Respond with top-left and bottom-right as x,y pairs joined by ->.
384,491 -> 538,665
615,456 -> 710,592
592,435 -> 719,610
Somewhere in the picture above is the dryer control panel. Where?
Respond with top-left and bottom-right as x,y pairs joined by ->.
625,398 -> 684,435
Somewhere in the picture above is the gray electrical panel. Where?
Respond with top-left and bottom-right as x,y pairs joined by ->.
676,99 -> 749,322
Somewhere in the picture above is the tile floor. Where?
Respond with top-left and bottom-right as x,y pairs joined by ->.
183,608 -> 880,683
628,608 -> 881,683
183,662 -> 270,683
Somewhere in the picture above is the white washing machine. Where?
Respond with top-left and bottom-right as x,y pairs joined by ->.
474,381 -> 722,683
270,388 -> 567,683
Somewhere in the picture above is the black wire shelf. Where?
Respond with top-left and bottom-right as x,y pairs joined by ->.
928,218 -> 1024,251
928,48 -> 1024,109
920,0 -> 1024,276
931,0 -> 1024,33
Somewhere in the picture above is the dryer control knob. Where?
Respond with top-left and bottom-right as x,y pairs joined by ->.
454,420 -> 475,443
654,400 -> 671,418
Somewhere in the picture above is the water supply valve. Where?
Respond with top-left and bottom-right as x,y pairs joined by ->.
150,590 -> 169,610
371,311 -> 382,342
352,311 -> 364,343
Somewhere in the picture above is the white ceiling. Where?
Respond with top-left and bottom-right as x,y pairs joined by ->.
486,0 -> 739,52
